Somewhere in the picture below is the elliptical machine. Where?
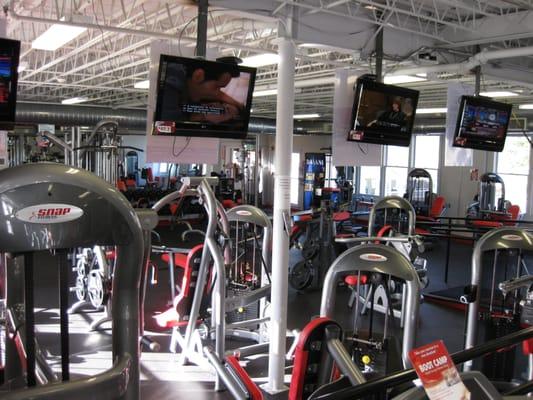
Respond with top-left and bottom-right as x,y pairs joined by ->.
405,168 -> 433,217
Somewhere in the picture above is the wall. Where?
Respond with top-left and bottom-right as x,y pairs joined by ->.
439,148 -> 494,217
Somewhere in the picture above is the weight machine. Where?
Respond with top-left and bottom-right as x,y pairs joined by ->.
0,163 -> 156,400
462,227 -> 533,384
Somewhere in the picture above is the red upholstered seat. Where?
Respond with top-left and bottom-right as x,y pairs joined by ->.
344,275 -> 368,286
415,227 -> 429,235
105,250 -> 116,260
161,252 -> 189,268
333,211 -> 351,222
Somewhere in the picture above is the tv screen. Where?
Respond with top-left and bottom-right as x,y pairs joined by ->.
347,78 -> 419,147
0,38 -> 20,128
153,55 -> 256,139
453,96 -> 512,152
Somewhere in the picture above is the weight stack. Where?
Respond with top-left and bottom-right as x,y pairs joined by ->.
482,316 -> 520,381
226,288 -> 260,328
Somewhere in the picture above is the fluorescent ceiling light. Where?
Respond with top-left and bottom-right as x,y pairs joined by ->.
134,80 -> 149,89
32,17 -> 87,51
383,75 -> 426,84
62,96 -> 89,105
519,104 -> 533,110
479,91 -> 518,97
417,107 -> 447,114
294,113 -> 320,119
242,53 -> 280,68
253,89 -> 277,97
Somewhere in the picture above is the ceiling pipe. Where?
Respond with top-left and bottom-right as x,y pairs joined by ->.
15,102 -> 320,135
389,45 -> 533,76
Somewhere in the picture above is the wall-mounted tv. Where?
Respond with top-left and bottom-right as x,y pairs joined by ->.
453,96 -> 512,152
347,78 -> 419,147
0,38 -> 20,128
153,55 -> 256,139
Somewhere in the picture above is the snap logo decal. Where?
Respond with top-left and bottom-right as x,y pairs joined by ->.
15,204 -> 84,224
236,210 -> 253,216
501,234 -> 523,241
360,253 -> 388,262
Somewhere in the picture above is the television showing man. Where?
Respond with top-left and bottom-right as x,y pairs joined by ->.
368,98 -> 407,128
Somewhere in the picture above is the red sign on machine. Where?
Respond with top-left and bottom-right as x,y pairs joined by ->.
409,340 -> 471,400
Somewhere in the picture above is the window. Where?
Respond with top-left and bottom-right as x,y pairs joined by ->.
384,146 -> 409,196
325,154 -> 338,188
158,162 -> 169,174
290,152 -> 301,205
414,135 -> 440,192
359,166 -> 381,195
496,135 -> 530,212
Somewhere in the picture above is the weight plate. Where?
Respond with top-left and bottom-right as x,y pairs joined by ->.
87,270 -> 110,309
74,275 -> 86,302
289,260 -> 314,291
302,239 -> 319,259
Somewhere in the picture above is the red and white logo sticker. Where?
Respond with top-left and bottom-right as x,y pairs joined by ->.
15,204 -> 84,224
236,210 -> 253,216
360,253 -> 388,262
501,234 -> 523,241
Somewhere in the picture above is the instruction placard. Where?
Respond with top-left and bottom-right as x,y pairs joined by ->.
409,340 -> 470,400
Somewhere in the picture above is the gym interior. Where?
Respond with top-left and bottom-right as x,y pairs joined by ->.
1,1 -> 533,399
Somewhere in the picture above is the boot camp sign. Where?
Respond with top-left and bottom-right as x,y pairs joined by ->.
409,340 -> 470,400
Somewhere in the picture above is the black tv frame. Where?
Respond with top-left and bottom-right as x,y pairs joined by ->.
453,95 -> 512,153
153,54 -> 256,139
347,78 -> 420,147
0,38 -> 20,129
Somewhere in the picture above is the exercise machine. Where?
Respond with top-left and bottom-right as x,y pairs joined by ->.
462,227 -> 533,383
0,163 -> 156,400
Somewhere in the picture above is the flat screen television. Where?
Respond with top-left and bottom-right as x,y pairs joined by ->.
453,96 -> 512,152
0,38 -> 20,128
347,78 -> 419,147
153,55 -> 256,139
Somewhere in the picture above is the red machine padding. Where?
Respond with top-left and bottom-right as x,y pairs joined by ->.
169,202 -> 179,216
105,250 -> 116,261
289,317 -> 342,400
161,252 -> 188,269
116,180 -> 127,192
344,275 -> 368,287
226,356 -> 264,400
333,211 -> 351,222
430,196 -> 446,219
155,244 -> 205,328
504,204 -> 521,226
335,233 -> 354,239
125,179 -> 136,188
415,227 -> 429,235
472,220 -> 503,228
222,199 -> 237,209
523,338 -> 533,355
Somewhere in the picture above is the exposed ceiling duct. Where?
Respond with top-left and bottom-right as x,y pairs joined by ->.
15,102 -> 332,135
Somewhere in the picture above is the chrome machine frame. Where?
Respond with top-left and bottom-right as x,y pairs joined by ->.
0,163 -> 155,400
463,227 -> 533,371
320,244 -> 420,369
225,205 -> 272,343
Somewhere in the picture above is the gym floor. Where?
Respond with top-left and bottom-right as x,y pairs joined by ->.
22,228 -> 527,399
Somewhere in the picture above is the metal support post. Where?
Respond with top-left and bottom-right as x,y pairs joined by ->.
58,251 -> 70,381
262,32 -> 295,394
196,0 -> 208,58
375,27 -> 383,82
